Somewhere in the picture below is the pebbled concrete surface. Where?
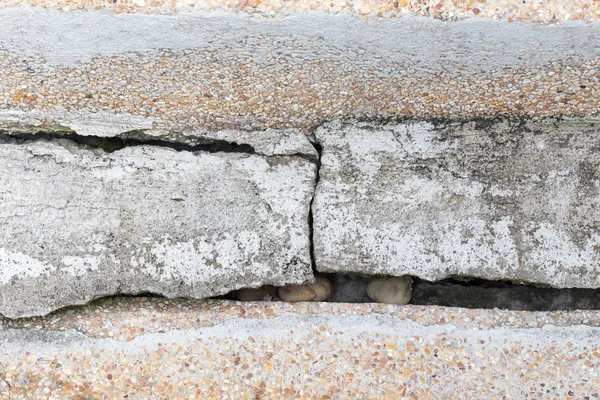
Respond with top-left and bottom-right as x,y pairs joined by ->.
1,0 -> 599,22
314,119 -> 600,288
1,298 -> 599,399
1,8 -> 600,132
0,140 -> 316,318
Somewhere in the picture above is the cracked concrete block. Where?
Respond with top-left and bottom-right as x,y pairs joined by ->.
313,119 -> 600,288
0,140 -> 316,317
0,109 -> 318,160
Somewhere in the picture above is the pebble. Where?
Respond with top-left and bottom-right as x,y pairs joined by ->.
366,276 -> 412,305
278,285 -> 316,302
235,285 -> 277,301
278,276 -> 332,302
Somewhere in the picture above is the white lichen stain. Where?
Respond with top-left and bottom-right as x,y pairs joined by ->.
61,255 -> 101,277
145,231 -> 262,284
528,223 -> 600,286
0,248 -> 56,285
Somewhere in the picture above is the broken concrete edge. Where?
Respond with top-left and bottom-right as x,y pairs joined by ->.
6,110 -> 599,147
0,108 -> 318,161
11,111 -> 593,173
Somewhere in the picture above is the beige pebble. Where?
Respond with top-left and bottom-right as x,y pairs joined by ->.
308,276 -> 332,301
366,276 -> 412,305
278,285 -> 316,302
235,285 -> 277,301
278,276 -> 332,302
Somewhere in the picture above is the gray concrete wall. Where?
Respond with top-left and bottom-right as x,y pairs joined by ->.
1,119 -> 600,316
0,138 -> 316,317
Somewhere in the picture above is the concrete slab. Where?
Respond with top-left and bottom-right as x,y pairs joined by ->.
0,140 -> 316,318
1,298 -> 599,398
1,8 -> 600,131
314,119 -> 600,288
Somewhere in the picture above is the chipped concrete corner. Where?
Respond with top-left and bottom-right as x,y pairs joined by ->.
313,119 -> 600,288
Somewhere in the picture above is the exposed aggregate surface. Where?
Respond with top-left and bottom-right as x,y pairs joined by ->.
2,0 -> 600,22
1,298 -> 600,398
3,48 -> 600,132
2,3 -> 600,133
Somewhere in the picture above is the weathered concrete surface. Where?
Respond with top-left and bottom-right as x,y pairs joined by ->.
314,119 -> 600,288
0,139 -> 315,318
3,8 -> 599,69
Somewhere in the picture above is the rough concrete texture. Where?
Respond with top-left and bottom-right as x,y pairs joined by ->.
0,140 -> 316,318
2,298 -> 600,398
4,8 -> 597,68
3,0 -> 599,22
314,119 -> 600,288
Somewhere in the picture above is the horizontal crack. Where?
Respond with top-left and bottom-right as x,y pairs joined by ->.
0,130 -> 256,154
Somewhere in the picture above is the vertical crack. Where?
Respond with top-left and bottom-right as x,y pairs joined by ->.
307,138 -> 323,276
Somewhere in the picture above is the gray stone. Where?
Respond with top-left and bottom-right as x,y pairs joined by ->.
0,139 -> 316,317
327,275 -> 371,303
0,109 -> 318,159
313,119 -> 600,288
